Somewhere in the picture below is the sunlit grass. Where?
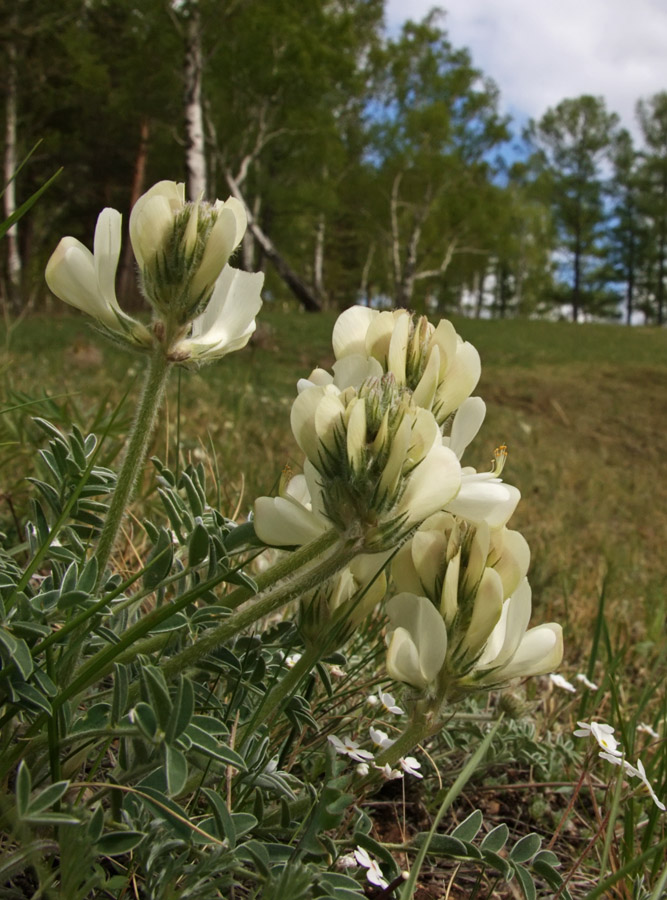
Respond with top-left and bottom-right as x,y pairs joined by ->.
2,307 -> 666,896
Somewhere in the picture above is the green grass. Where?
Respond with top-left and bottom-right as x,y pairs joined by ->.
2,306 -> 667,897
3,309 -> 666,653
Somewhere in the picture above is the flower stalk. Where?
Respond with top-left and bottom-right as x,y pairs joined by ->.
95,346 -> 173,581
158,534 -> 361,682
373,707 -> 441,769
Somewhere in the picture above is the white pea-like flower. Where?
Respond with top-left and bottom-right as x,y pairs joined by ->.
45,181 -> 263,364
329,305 -> 481,425
129,180 -> 247,320
45,208 -> 153,348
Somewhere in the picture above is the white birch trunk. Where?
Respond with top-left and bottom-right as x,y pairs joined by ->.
359,242 -> 375,304
314,213 -> 326,300
183,1 -> 207,201
390,173 -> 403,303
242,193 -> 261,270
4,21 -> 21,311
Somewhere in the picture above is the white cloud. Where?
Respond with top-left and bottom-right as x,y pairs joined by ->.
384,0 -> 667,141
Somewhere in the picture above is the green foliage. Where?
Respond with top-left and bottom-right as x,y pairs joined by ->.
525,95 -> 620,322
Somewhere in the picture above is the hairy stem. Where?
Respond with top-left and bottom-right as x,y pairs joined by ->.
159,537 -> 360,682
95,346 -> 172,581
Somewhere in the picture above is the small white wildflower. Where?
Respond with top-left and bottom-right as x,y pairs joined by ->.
599,755 -> 666,811
378,688 -> 404,715
356,762 -> 370,776
338,852 -> 357,869
399,756 -> 423,778
369,726 -> 395,750
550,673 -> 577,693
366,694 -> 380,707
327,734 -> 374,763
354,847 -> 389,889
574,720 -> 622,757
575,673 -> 598,691
375,762 -> 403,781
329,665 -> 346,678
637,723 -> 660,740
285,653 -> 302,669
633,759 -> 666,812
599,750 -> 632,769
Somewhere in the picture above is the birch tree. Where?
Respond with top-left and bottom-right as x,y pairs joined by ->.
367,11 -> 509,309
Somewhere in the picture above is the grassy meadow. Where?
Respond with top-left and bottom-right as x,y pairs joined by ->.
2,306 -> 667,898
4,309 -> 667,661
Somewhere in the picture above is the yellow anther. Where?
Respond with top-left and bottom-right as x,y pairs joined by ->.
492,444 -> 508,476
279,464 -> 293,495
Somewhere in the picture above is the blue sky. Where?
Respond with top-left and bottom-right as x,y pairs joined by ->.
385,0 -> 667,144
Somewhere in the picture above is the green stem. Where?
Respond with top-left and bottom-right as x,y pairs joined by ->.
58,531 -> 346,712
374,710 -> 441,768
95,346 -> 172,581
159,536 -> 360,683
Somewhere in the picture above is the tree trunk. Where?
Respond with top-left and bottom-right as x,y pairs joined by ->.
119,118 -> 150,304
390,174 -> 403,305
572,217 -> 582,323
224,169 -> 321,311
239,191 -> 259,271
359,242 -> 375,307
184,1 -> 207,201
3,19 -> 21,314
626,226 -> 635,326
313,213 -> 327,303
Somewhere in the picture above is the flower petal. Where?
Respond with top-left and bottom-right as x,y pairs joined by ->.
332,305 -> 377,358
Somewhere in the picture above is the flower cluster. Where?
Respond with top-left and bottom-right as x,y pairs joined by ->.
575,720 -> 665,811
328,726 -> 422,781
254,308 -> 518,549
384,514 -> 563,697
45,181 -> 263,364
254,304 -> 564,707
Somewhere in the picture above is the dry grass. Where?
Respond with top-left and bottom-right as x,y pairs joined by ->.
2,309 -> 667,675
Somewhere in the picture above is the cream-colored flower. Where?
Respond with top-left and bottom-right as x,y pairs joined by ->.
391,516 -> 530,635
254,464 -> 329,547
171,265 -> 263,363
45,208 -> 152,348
385,512 -> 562,695
129,180 -> 247,323
329,305 -> 481,425
473,582 -> 563,685
385,593 -> 448,690
283,375 -> 462,548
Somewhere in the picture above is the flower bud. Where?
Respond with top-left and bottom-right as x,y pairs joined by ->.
129,181 -> 246,325
300,554 -> 389,648
289,374 -> 461,549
